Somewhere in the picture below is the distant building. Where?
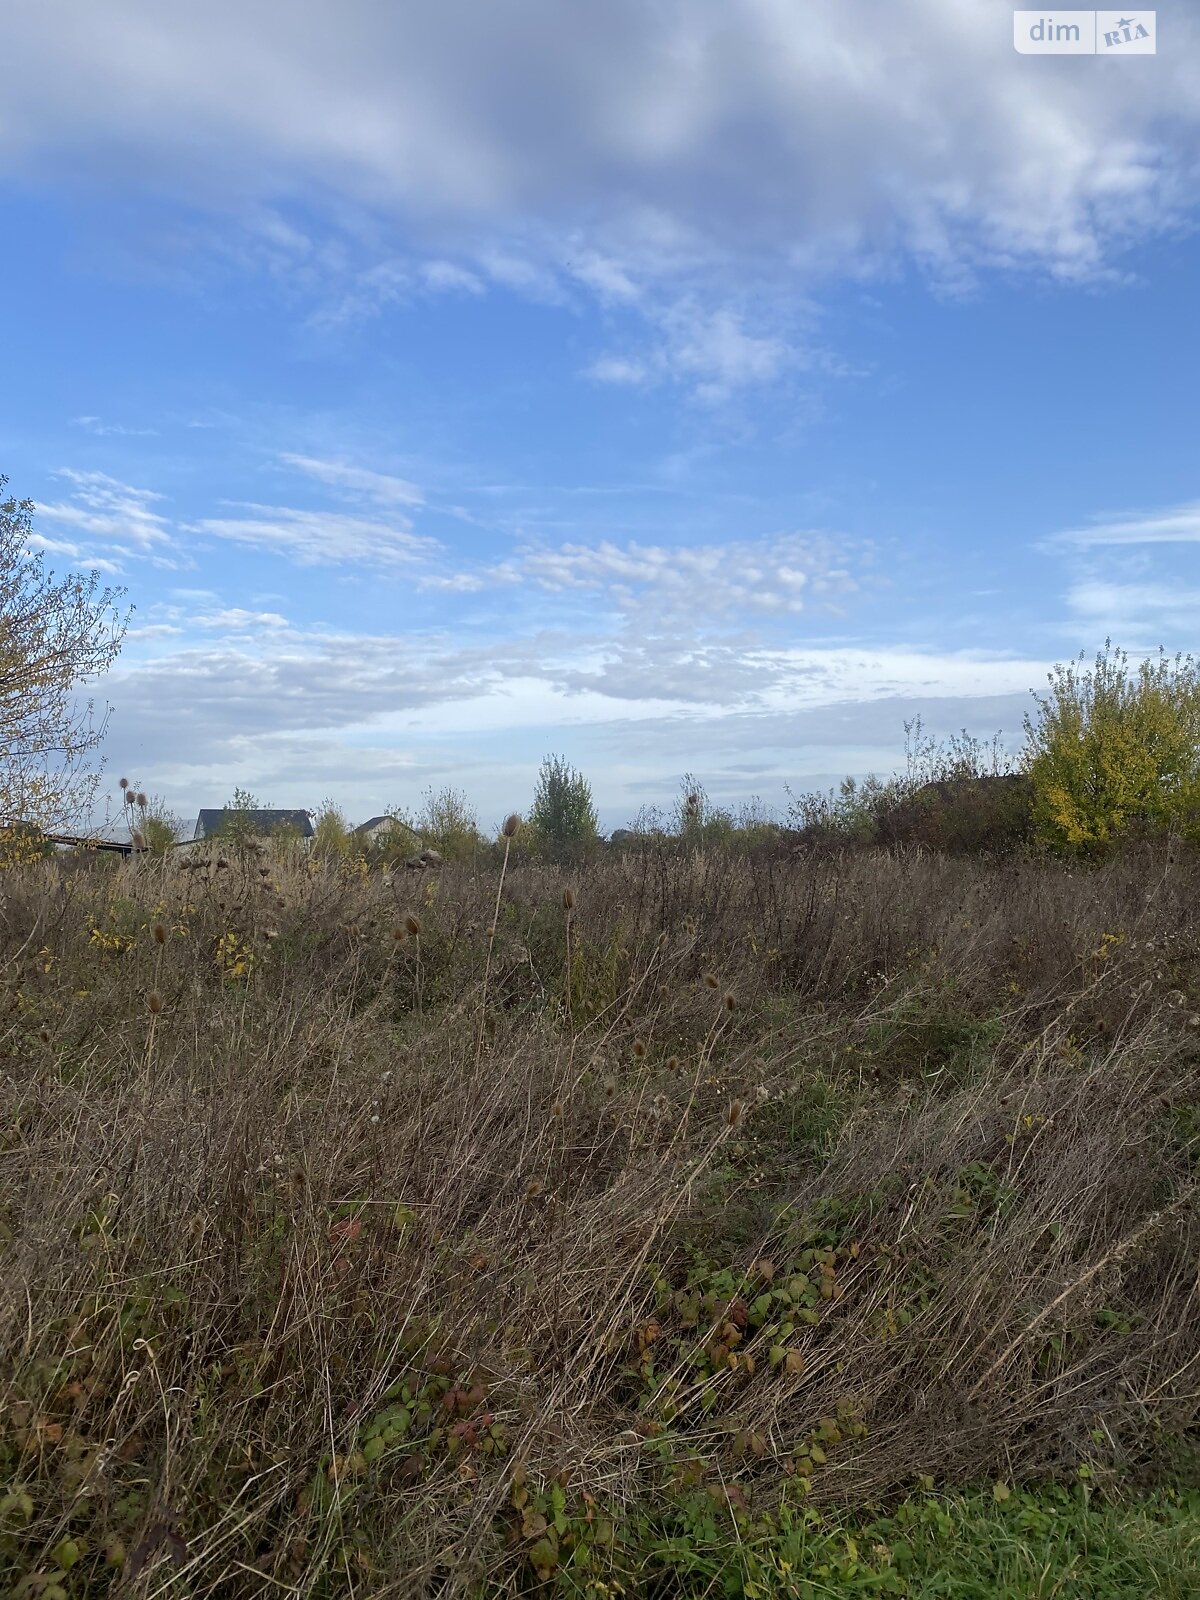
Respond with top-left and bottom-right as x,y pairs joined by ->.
355,814 -> 405,844
193,808 -> 315,843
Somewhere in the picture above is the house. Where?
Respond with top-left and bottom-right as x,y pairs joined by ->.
355,814 -> 405,845
193,808 -> 315,843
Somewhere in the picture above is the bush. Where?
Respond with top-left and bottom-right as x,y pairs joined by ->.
311,799 -> 354,862
403,784 -> 483,861
1025,642 -> 1200,853
788,720 -> 1020,853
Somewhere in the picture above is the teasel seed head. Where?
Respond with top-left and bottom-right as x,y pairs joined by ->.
703,972 -> 720,990
405,913 -> 421,938
727,1098 -> 744,1127
502,813 -> 521,838
562,887 -> 575,912
119,776 -> 129,791
135,792 -> 148,809
131,830 -> 146,850
148,991 -> 163,1015
724,992 -> 737,1012
632,1038 -> 648,1059
152,922 -> 167,945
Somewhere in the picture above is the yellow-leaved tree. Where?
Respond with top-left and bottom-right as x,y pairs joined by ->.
1024,641 -> 1200,852
1,478 -> 129,829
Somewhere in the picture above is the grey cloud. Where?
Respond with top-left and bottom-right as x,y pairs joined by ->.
3,2 -> 1197,294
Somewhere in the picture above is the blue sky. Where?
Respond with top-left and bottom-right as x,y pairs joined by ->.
1,1 -> 1198,832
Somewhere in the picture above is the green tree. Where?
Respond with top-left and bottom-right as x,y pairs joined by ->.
1,478 -> 129,827
528,754 -> 599,852
1024,641 -> 1200,851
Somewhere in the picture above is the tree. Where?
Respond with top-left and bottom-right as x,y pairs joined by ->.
0,479 -> 129,827
528,754 -> 599,852
1024,641 -> 1200,851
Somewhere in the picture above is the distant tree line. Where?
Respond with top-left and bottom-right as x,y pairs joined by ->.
1,479 -> 1198,864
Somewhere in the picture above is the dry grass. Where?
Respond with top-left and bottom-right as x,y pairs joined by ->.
0,840 -> 1198,1594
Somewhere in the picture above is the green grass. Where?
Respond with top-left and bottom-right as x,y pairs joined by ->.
551,1483 -> 1200,1598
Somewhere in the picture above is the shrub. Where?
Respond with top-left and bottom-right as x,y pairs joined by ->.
311,798 -> 354,862
1025,642 -> 1200,853
405,784 -> 482,861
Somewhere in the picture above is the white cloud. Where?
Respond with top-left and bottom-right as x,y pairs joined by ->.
420,259 -> 485,294
190,502 -> 440,568
72,415 -> 159,437
27,533 -> 123,575
196,607 -> 290,630
662,304 -> 790,399
587,355 -> 652,386
439,528 -> 866,618
37,469 -> 173,557
587,299 -> 800,398
1050,501 -> 1200,548
278,452 -> 425,506
567,250 -> 641,303
1065,576 -> 1200,641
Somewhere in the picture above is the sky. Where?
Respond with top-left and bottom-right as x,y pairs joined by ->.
1,0 -> 1198,834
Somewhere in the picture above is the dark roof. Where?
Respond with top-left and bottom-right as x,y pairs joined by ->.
194,808 -> 314,840
356,814 -> 402,834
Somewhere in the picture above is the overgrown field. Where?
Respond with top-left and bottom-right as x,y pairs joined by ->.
1,841 -> 1198,1596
